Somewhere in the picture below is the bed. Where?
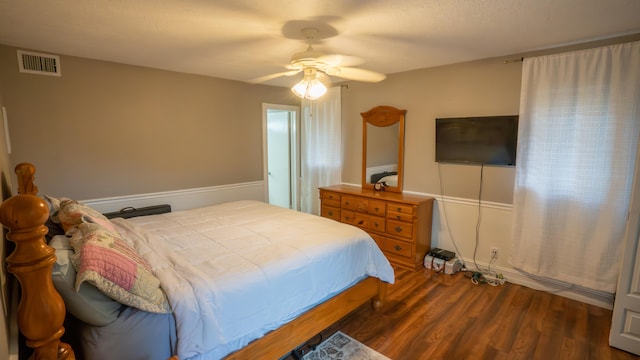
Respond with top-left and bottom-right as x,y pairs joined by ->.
0,163 -> 394,360
370,171 -> 398,187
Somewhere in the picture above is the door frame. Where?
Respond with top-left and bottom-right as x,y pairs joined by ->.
262,103 -> 301,210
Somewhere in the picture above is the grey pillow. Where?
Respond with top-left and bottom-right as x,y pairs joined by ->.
50,235 -> 123,326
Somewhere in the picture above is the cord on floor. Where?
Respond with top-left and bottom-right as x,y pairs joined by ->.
465,270 -> 505,286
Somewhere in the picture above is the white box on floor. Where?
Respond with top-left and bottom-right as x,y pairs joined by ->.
424,255 -> 462,275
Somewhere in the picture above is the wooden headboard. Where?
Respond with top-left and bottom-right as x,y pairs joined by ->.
0,163 -> 75,359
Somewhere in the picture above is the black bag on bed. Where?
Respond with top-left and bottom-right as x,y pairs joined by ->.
103,204 -> 171,219
370,171 -> 397,184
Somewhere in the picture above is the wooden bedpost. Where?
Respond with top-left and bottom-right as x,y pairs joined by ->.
372,280 -> 388,311
0,163 -> 74,360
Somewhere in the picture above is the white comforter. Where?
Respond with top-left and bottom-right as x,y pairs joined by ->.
112,200 -> 394,360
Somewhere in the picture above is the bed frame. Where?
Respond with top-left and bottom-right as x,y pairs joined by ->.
0,163 -> 388,360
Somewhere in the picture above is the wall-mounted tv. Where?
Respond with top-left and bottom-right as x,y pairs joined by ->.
435,115 -> 519,166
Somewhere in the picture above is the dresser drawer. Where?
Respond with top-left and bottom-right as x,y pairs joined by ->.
373,234 -> 412,258
342,196 -> 368,212
387,210 -> 413,222
323,198 -> 341,208
368,200 -> 386,216
321,205 -> 341,221
387,203 -> 414,215
386,219 -> 413,239
341,210 -> 368,227
322,191 -> 341,202
367,215 -> 386,233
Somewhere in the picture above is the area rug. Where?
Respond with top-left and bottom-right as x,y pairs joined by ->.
302,331 -> 391,360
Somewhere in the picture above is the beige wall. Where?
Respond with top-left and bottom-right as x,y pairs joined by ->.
342,33 -> 640,204
342,56 -> 522,204
0,45 -> 298,200
3,35 -> 638,204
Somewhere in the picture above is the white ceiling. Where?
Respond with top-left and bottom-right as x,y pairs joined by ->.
1,0 -> 640,87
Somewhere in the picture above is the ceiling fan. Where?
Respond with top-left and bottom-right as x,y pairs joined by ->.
249,27 -> 386,99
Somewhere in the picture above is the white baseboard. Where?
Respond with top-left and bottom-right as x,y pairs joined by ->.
81,181 -> 613,309
458,257 -> 614,309
386,185 -> 613,309
81,181 -> 265,213
343,183 -> 513,210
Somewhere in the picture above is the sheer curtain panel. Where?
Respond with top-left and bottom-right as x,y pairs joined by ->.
300,86 -> 342,215
510,41 -> 640,292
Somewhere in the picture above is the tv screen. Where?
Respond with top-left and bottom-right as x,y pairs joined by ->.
435,115 -> 519,166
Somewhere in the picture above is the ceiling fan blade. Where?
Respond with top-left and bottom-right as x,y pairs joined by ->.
285,63 -> 305,70
248,70 -> 301,84
332,67 -> 386,82
316,54 -> 364,67
316,71 -> 332,84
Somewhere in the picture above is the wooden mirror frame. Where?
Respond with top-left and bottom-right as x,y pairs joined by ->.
361,106 -> 406,193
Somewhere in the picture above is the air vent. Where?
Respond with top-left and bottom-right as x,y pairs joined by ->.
17,50 -> 61,76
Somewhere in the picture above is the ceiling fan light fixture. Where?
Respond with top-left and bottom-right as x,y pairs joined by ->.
255,27 -> 386,91
291,69 -> 327,100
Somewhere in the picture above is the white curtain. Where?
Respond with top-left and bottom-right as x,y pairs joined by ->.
510,41 -> 640,292
300,86 -> 342,215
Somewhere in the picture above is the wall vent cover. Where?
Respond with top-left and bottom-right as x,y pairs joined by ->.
17,50 -> 61,76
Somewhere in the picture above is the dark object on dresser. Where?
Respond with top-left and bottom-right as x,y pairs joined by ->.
103,204 -> 172,219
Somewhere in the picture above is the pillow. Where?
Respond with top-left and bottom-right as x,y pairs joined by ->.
56,199 -> 120,235
68,223 -> 171,314
50,235 -> 123,326
377,174 -> 398,187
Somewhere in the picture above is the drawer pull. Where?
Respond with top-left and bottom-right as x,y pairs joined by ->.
395,215 -> 401,219
394,245 -> 402,251
374,223 -> 379,228
395,226 -> 402,233
345,216 -> 351,221
396,207 -> 402,212
328,211 -> 334,216
375,207 -> 380,211
345,201 -> 350,205
358,220 -> 364,225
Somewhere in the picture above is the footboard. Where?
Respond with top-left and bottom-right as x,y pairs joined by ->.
225,276 -> 387,360
0,163 -> 75,359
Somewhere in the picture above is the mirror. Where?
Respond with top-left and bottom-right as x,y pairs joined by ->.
361,106 -> 406,193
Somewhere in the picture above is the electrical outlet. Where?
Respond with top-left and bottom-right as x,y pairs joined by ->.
491,247 -> 499,258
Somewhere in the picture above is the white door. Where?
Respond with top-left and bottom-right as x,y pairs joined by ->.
262,104 -> 300,210
610,148 -> 640,355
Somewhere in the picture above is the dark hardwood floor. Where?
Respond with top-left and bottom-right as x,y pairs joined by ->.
291,267 -> 638,360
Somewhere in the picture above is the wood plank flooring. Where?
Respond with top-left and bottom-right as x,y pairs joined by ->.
290,267 -> 638,360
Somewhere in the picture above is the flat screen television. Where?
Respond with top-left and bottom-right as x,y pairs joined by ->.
435,115 -> 519,166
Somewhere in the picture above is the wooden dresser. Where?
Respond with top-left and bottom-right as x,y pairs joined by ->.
319,184 -> 434,271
